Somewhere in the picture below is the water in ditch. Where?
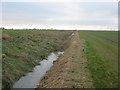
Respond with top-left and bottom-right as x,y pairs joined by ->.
12,52 -> 64,89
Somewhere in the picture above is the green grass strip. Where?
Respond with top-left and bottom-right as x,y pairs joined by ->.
84,41 -> 118,88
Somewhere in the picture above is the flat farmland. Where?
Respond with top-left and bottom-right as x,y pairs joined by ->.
79,31 -> 118,88
2,30 -> 119,89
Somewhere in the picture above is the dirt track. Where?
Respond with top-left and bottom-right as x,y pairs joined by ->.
37,31 -> 94,88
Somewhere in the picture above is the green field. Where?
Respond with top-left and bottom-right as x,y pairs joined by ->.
2,30 -> 119,88
79,31 -> 118,88
2,29 -> 71,89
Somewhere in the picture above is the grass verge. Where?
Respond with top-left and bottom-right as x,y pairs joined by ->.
79,31 -> 118,88
84,41 -> 118,88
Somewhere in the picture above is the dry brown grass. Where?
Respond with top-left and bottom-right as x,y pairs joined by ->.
2,34 -> 11,40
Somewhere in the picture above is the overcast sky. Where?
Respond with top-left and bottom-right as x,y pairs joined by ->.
1,0 -> 119,30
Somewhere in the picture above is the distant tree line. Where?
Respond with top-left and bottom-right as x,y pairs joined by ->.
0,27 -> 57,30
0,27 -> 5,30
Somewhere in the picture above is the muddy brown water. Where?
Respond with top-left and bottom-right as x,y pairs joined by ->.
11,52 -> 64,89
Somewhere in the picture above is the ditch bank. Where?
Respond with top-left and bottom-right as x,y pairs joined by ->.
12,52 -> 64,89
2,30 -> 72,89
37,31 -> 94,88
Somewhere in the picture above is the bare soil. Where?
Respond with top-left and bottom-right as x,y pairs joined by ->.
37,31 -> 94,88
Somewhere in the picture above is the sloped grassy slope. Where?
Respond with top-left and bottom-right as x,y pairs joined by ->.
2,30 -> 71,89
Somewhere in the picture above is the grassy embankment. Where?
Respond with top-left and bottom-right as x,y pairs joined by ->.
2,29 -> 71,89
79,31 -> 118,88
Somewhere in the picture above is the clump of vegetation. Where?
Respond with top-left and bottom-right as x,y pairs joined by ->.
79,31 -> 118,88
2,30 -> 71,89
